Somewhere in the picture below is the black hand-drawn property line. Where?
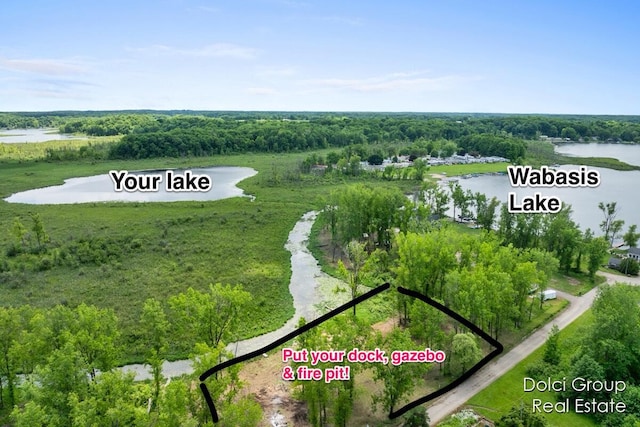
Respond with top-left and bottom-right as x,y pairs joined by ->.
199,282 -> 504,422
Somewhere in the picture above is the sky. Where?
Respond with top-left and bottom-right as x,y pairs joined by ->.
1,0 -> 639,114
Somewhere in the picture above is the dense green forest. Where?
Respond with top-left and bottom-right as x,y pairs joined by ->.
3,111 -> 640,141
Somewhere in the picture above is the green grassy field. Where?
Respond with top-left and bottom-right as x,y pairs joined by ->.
549,271 -> 604,296
466,311 -> 598,427
0,149 -> 425,361
0,152 -> 326,359
0,136 -> 116,161
1,198 -> 305,359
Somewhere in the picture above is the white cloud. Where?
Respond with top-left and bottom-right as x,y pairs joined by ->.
302,72 -> 479,93
130,43 -> 259,60
26,89 -> 91,100
33,78 -> 97,89
0,57 -> 87,76
0,57 -> 97,103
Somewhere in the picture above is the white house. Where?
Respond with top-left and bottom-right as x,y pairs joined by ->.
628,247 -> 640,261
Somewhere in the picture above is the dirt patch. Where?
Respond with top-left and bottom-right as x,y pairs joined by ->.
235,319 -> 452,427
551,275 -> 579,286
566,276 -> 580,286
372,316 -> 400,335
238,353 -> 309,427
234,318 -> 411,426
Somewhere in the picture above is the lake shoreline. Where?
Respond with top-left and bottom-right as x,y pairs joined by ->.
3,166 -> 258,204
0,128 -> 85,143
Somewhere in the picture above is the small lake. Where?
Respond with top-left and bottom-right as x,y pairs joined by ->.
555,143 -> 640,167
4,167 -> 258,204
0,128 -> 85,143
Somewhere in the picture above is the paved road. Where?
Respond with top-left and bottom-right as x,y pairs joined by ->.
426,271 -> 640,425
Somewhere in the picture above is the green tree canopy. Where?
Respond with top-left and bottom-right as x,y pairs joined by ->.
169,283 -> 252,348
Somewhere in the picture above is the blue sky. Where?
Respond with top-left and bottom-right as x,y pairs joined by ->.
1,0 -> 638,113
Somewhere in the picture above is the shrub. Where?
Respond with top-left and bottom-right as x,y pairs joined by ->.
36,256 -> 53,271
5,244 -> 21,257
618,258 -> 639,275
526,360 -> 563,380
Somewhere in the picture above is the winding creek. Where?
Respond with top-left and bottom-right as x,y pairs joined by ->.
4,166 -> 339,380
119,211 -> 344,380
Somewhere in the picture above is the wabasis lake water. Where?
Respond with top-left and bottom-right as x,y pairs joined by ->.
451,143 -> 640,234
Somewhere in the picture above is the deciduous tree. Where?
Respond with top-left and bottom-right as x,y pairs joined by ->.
372,329 -> 429,416
11,217 -> 28,252
0,307 -> 21,407
496,402 -> 548,426
586,236 -> 609,279
68,370 -> 147,426
140,298 -> 170,408
394,230 -> 457,326
542,325 -> 561,365
623,224 -> 640,248
449,182 -> 467,221
543,206 -> 581,272
599,201 -> 625,246
10,401 -> 50,427
72,303 -> 120,380
34,342 -> 90,423
191,342 -> 244,424
619,258 -> 640,276
586,285 -> 640,380
450,333 -> 482,376
338,240 -> 368,316
474,192 -> 499,231
30,213 -> 49,251
169,283 -> 251,348
420,181 -> 449,218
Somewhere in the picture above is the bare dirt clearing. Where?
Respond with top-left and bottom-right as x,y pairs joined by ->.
238,353 -> 309,427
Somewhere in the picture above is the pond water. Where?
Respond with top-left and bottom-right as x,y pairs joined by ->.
555,143 -> 640,167
0,128 -> 85,143
4,167 -> 258,204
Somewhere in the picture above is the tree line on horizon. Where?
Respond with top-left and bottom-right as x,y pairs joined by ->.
3,113 -> 640,160
3,110 -> 640,140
